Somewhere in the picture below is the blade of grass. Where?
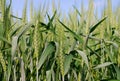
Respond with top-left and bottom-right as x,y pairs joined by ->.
73,6 -> 82,17
58,20 -> 83,43
76,50 -> 89,68
93,62 -> 113,69
89,17 -> 107,33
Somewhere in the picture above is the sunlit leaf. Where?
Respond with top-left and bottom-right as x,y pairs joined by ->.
76,50 -> 89,68
46,70 -> 52,81
106,41 -> 118,49
93,62 -> 113,69
11,36 -> 18,59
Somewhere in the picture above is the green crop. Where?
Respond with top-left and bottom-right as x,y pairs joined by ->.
0,0 -> 120,81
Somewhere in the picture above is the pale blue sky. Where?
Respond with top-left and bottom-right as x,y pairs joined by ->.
11,0 -> 120,18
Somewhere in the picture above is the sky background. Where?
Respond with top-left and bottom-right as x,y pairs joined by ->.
10,0 -> 120,19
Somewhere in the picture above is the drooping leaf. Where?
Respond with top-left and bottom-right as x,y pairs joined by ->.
10,24 -> 23,36
11,22 -> 33,59
37,42 -> 55,70
76,50 -> 89,68
16,22 -> 33,38
106,41 -> 118,49
93,62 -> 113,69
64,54 -> 73,75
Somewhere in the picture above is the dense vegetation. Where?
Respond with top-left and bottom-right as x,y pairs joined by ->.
0,0 -> 120,81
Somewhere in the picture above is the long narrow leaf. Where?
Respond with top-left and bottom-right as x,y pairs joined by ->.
93,62 -> 113,69
37,42 -> 55,70
11,36 -> 18,59
59,20 -> 83,43
89,17 -> 107,33
73,6 -> 82,17
16,22 -> 33,38
76,50 -> 89,68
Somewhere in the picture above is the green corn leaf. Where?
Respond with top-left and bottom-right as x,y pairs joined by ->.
64,54 -> 73,75
93,62 -> 113,69
89,17 -> 107,33
59,20 -> 83,43
37,42 -> 56,70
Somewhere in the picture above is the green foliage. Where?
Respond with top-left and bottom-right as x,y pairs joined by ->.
37,42 -> 56,70
0,0 -> 120,81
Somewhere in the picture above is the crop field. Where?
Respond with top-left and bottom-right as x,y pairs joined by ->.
0,0 -> 120,81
